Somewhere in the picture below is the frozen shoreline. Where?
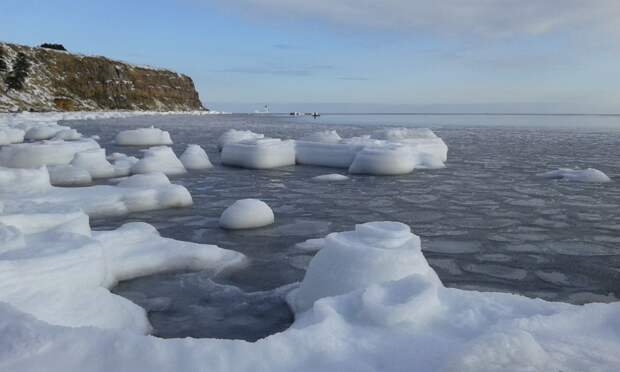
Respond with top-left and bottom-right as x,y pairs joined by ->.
1,112 -> 619,371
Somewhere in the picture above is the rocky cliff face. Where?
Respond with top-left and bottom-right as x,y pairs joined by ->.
0,42 -> 204,112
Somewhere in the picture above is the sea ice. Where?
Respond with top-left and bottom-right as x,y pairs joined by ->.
217,129 -> 265,150
0,127 -> 25,145
70,148 -> 117,179
312,173 -> 349,181
180,144 -> 213,170
219,199 -> 275,229
221,138 -> 296,169
115,127 -> 173,146
299,130 -> 342,143
47,165 -> 93,186
0,139 -> 100,168
131,146 -> 187,176
349,145 -> 416,175
539,168 -> 611,183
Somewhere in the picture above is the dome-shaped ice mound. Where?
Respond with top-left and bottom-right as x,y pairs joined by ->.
219,199 -> 275,230
289,221 -> 440,312
115,127 -> 173,146
180,144 -> 212,170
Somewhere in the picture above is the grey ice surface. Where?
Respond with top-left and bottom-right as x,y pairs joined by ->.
66,113 -> 620,341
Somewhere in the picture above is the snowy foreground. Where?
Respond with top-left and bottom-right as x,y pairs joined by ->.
1,112 -> 619,371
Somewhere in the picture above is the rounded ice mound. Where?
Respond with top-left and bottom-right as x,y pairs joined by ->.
47,165 -> 92,186
349,145 -> 415,175
539,168 -> 611,183
52,129 -> 82,141
299,130 -> 342,143
131,146 -> 186,176
289,221 -> 440,312
115,127 -> 173,146
313,173 -> 349,181
180,144 -> 212,170
70,149 -> 116,179
217,129 -> 264,151
24,125 -> 66,141
219,199 -> 275,230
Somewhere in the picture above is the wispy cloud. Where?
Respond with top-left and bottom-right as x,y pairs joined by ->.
217,0 -> 620,38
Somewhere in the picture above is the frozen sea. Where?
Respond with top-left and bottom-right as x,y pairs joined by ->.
67,113 -> 620,341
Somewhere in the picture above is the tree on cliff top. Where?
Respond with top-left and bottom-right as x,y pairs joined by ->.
40,43 -> 67,51
5,52 -> 31,91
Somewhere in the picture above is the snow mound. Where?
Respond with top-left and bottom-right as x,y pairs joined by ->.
115,127 -> 173,146
217,129 -> 264,150
0,127 -> 25,145
70,149 -> 117,179
221,138 -> 296,169
48,165 -> 92,186
180,144 -> 213,170
539,168 -> 611,183
219,199 -> 275,229
288,222 -> 439,312
349,145 -> 416,175
0,167 -> 192,218
131,146 -> 187,176
0,139 -> 100,169
312,173 -> 349,181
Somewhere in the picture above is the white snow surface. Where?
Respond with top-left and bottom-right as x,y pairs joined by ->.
219,199 -> 275,229
115,127 -> 173,146
180,144 -> 213,170
131,146 -> 187,176
539,168 -> 612,183
1,221 -> 619,371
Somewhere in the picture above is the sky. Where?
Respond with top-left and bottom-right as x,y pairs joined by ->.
1,0 -> 619,113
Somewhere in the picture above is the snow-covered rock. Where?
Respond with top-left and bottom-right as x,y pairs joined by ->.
312,173 -> 349,181
539,168 -> 611,183
180,144 -> 213,170
217,129 -> 264,151
219,199 -> 275,229
221,138 -> 296,169
115,127 -> 173,146
131,146 -> 186,176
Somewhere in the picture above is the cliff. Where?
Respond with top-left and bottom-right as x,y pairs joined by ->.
0,42 -> 204,112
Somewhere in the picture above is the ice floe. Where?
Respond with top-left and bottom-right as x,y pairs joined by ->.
0,139 -> 100,168
539,168 -> 611,183
180,144 -> 213,170
131,146 -> 187,176
221,138 -> 296,169
219,199 -> 275,229
312,173 -> 349,181
115,127 -> 173,146
217,129 -> 265,150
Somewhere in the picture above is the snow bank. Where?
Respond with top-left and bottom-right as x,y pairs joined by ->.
1,221 -> 619,371
312,173 -> 349,181
131,146 -> 187,176
219,199 -> 275,229
180,144 -> 213,170
217,129 -> 264,150
115,127 -> 173,146
539,168 -> 611,183
0,139 -> 100,168
221,138 -> 296,169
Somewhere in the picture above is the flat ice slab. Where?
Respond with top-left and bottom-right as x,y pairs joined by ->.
221,138 -> 296,169
219,199 -> 275,229
115,127 -> 173,146
539,168 -> 611,183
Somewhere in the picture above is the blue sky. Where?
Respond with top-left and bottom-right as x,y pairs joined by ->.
1,0 -> 619,113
